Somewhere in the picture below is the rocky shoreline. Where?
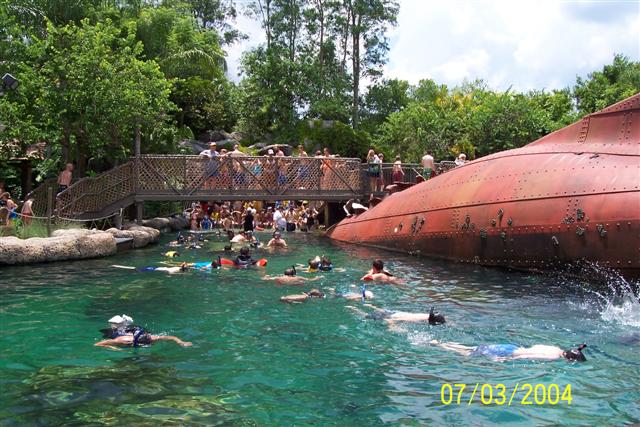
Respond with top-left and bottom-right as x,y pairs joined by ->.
0,216 -> 189,266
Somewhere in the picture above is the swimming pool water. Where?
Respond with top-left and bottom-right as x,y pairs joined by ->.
1,232 -> 639,426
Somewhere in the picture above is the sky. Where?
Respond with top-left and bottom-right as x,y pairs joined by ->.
226,0 -> 640,92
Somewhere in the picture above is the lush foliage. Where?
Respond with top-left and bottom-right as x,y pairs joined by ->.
374,62 -> 638,163
1,0 -> 639,198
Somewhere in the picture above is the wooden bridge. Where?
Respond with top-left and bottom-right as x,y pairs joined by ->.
28,155 -> 456,220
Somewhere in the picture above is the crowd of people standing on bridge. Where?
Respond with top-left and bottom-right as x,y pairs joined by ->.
198,142 -> 351,191
184,200 -> 320,234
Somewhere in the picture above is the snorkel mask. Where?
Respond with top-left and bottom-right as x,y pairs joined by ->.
284,265 -> 297,276
563,344 -> 587,362
428,307 -> 446,325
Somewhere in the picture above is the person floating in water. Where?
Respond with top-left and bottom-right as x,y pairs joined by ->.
191,256 -> 222,271
95,315 -> 192,350
361,259 -> 403,284
429,341 -> 587,362
280,289 -> 326,303
234,247 -> 258,267
297,255 -> 345,273
263,266 -> 321,285
231,230 -> 258,246
267,231 -> 287,248
335,286 -> 374,301
360,306 -> 446,326
112,262 -> 189,274
167,233 -> 185,247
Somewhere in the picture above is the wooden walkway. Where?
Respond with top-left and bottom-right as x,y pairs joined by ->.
28,155 -> 456,219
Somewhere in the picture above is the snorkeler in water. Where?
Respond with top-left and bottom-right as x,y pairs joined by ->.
95,331 -> 192,350
361,259 -> 403,284
234,247 -> 258,267
113,263 -> 189,274
296,256 -> 345,273
263,266 -> 321,285
95,315 -> 192,350
352,305 -> 446,326
429,341 -> 587,362
191,256 -> 222,271
167,233 -> 186,247
280,289 -> 326,303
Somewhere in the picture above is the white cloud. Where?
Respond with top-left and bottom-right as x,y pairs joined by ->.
385,0 -> 640,91
225,0 -> 640,91
225,13 -> 265,81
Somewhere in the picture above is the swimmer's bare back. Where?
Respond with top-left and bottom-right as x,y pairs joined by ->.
95,335 -> 192,350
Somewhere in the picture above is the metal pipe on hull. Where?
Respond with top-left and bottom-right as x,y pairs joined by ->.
328,93 -> 640,278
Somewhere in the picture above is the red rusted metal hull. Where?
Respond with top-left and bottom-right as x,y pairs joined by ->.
329,94 -> 640,278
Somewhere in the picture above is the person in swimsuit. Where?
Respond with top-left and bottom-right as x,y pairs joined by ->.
57,163 -> 74,194
280,289 -> 325,303
234,247 -> 258,267
430,341 -> 587,362
191,257 -> 221,271
267,231 -> 287,248
263,266 -> 321,285
231,230 -> 258,245
20,197 -> 34,226
243,208 -> 255,232
95,331 -> 192,350
95,314 -> 192,350
363,306 -> 446,326
421,150 -> 434,180
361,259 -> 403,284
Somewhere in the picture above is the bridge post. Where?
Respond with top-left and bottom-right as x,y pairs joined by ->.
323,203 -> 330,227
135,201 -> 143,223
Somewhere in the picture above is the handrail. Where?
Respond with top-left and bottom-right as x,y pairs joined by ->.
31,156 -> 459,219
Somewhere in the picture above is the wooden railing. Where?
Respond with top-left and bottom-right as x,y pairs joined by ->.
33,156 -> 459,219
53,155 -> 362,218
360,161 -> 458,193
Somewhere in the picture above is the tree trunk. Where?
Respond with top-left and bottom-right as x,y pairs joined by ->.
258,0 -> 272,49
316,0 -> 325,96
340,0 -> 351,70
61,125 -> 71,164
134,124 -> 141,157
75,130 -> 88,178
351,12 -> 361,127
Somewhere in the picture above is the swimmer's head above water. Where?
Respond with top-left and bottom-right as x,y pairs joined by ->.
304,289 -> 325,298
562,344 -> 587,362
428,307 -> 446,325
284,265 -> 297,276
308,256 -> 321,271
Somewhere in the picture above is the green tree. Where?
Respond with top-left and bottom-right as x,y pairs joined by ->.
360,78 -> 410,135
574,54 -> 640,114
342,0 -> 399,127
2,18 -> 174,176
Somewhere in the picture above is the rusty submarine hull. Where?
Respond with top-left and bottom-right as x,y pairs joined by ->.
328,93 -> 640,278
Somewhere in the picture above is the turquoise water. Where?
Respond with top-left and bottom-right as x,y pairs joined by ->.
1,232 -> 639,426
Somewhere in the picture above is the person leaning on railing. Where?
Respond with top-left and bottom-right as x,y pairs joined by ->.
392,156 -> 405,183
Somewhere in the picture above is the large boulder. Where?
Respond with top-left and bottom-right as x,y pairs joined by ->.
198,130 -> 232,142
258,144 -> 294,156
113,225 -> 160,248
229,131 -> 247,142
142,217 -> 171,231
0,231 -> 116,265
168,216 -> 189,231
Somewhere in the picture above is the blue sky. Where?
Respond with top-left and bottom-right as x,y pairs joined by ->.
226,0 -> 640,91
